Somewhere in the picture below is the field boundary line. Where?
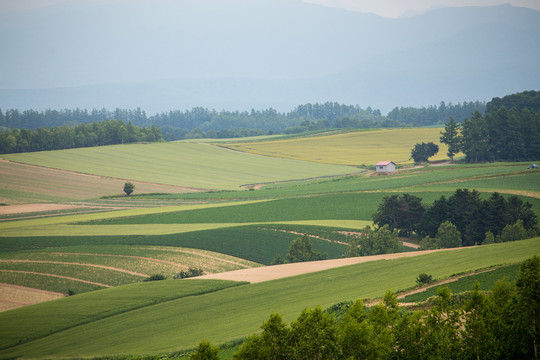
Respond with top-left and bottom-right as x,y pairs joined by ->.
0,270 -> 111,287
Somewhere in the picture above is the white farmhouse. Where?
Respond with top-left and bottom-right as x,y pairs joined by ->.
375,161 -> 396,173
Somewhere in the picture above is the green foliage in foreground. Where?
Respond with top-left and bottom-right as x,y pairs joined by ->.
0,239 -> 536,359
229,257 -> 538,360
401,263 -> 521,303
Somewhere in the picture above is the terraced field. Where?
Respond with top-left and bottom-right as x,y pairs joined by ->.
0,245 -> 259,299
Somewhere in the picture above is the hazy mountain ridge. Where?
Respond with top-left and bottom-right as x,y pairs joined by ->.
0,1 -> 538,113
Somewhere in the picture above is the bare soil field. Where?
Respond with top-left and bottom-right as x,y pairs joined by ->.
0,159 -> 200,205
197,248 -> 457,283
0,283 -> 64,312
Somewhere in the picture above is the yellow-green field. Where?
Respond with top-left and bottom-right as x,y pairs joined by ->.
223,128 -> 454,165
1,142 -> 359,190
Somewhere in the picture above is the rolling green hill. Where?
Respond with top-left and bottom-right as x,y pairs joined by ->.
0,239 -> 537,359
1,142 -> 359,190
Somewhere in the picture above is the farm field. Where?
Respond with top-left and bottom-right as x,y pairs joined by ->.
0,239 -> 536,359
0,159 -> 195,205
0,129 -> 539,358
1,141 -> 360,190
222,128 -> 452,165
0,245 -> 259,297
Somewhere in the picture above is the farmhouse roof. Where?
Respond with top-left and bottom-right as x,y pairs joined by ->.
376,161 -> 395,166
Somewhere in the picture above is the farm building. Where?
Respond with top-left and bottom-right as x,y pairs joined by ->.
376,161 -> 396,173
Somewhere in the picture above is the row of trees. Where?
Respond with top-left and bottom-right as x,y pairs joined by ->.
189,256 -> 539,359
0,100 -> 485,142
373,190 -> 538,246
440,91 -> 540,162
0,119 -> 162,154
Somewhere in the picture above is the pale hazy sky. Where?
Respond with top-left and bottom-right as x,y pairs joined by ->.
305,0 -> 540,17
1,0 -> 540,17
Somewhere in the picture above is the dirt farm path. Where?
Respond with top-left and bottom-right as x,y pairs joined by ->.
196,248 -> 459,283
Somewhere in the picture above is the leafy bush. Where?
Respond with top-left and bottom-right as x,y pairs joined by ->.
144,274 -> 166,281
174,268 -> 204,279
416,273 -> 433,285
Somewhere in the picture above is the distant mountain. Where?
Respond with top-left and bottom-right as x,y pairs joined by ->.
0,1 -> 538,113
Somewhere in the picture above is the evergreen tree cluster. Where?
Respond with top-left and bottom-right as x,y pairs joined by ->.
191,256 -> 539,360
440,90 -> 540,162
387,101 -> 486,126
0,119 -> 162,154
373,190 -> 538,246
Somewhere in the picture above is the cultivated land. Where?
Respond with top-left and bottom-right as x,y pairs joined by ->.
1,142 -> 359,190
0,239 -> 537,358
0,128 -> 539,358
222,128 -> 452,165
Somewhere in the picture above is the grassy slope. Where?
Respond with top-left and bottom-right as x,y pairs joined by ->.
0,239 -> 537,359
0,280 -> 244,352
1,142 -> 358,190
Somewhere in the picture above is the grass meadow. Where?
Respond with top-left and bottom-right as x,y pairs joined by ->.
0,239 -> 536,358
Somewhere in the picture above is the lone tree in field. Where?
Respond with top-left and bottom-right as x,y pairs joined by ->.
123,182 -> 135,196
410,142 -> 439,163
286,235 -> 326,263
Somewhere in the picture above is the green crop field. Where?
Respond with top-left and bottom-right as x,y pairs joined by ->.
399,263 -> 521,303
223,128 -> 453,165
0,239 -> 537,359
1,142 -> 359,190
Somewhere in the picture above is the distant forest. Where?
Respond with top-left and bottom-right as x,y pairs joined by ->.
1,91 -> 538,155
0,101 -> 485,142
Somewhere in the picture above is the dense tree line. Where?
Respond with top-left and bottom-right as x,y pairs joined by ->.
373,190 -> 538,246
0,119 -> 162,154
189,256 -> 539,359
486,90 -> 540,113
387,101 -> 486,126
0,99 -> 485,142
440,90 -> 540,162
